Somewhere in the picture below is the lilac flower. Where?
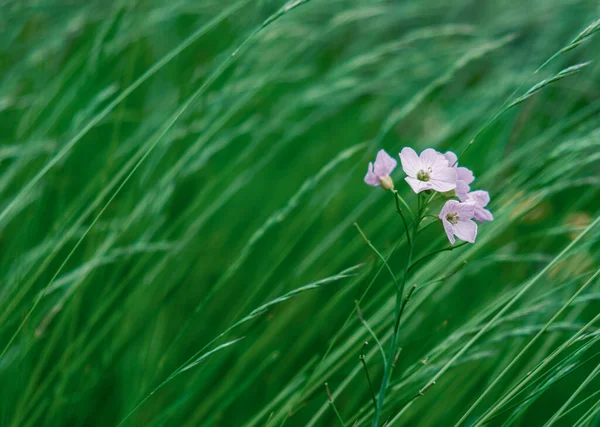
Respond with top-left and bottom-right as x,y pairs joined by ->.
444,151 -> 474,200
399,147 -> 457,193
364,149 -> 397,190
439,200 -> 478,244
463,190 -> 494,222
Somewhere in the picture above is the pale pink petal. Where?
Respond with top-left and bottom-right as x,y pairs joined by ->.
399,147 -> 421,177
455,202 -> 475,219
456,181 -> 470,200
429,167 -> 457,192
444,151 -> 458,167
364,163 -> 380,186
441,218 -> 456,244
469,190 -> 490,207
405,177 -> 433,193
373,149 -> 397,177
457,167 -> 475,184
454,218 -> 477,243
439,200 -> 459,219
420,148 -> 448,170
474,207 -> 494,222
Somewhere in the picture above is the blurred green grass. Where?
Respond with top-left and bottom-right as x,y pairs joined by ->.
1,0 -> 600,426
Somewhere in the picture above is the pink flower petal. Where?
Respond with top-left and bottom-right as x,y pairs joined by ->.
373,149 -> 397,177
364,163 -> 380,186
399,147 -> 421,177
453,218 -> 477,243
429,167 -> 457,192
456,180 -> 470,200
474,207 -> 494,222
441,218 -> 456,244
405,177 -> 432,193
439,200 -> 458,218
456,201 -> 475,219
420,148 -> 448,170
444,151 -> 458,167
457,167 -> 475,184
469,190 -> 490,207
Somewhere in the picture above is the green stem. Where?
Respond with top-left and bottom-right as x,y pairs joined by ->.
393,191 -> 412,253
372,194 -> 466,426
394,284 -> 417,335
457,44 -> 564,161
371,208 -> 416,426
356,303 -> 387,364
407,242 -> 469,275
354,223 -> 399,291
359,342 -> 378,412
325,383 -> 346,427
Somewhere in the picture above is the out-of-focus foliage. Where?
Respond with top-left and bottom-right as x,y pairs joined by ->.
0,0 -> 599,426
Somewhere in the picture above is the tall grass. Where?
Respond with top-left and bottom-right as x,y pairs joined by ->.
1,0 -> 599,426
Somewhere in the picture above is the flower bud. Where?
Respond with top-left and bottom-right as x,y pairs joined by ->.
379,175 -> 394,191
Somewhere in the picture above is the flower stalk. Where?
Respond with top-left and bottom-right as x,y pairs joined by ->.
361,147 -> 493,426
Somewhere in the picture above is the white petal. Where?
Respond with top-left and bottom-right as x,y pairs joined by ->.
469,190 -> 490,207
474,207 -> 494,222
405,177 -> 432,193
454,219 -> 477,243
442,219 -> 456,244
399,147 -> 421,177
457,167 -> 475,184
430,167 -> 457,192
456,180 -> 470,200
444,151 -> 458,167
456,201 -> 475,220
420,148 -> 448,170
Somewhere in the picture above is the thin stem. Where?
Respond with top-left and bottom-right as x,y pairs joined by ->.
478,348 -> 600,425
407,242 -> 468,275
425,191 -> 437,206
356,302 -> 387,364
325,383 -> 346,427
555,389 -> 600,422
418,218 -> 439,233
458,44 -> 563,161
394,284 -> 417,334
392,190 -> 414,220
573,398 -> 600,427
354,223 -> 399,290
474,312 -> 600,426
388,384 -> 436,426
371,280 -> 407,426
392,191 -> 412,252
371,187 -> 432,427
389,349 -> 402,382
546,361 -> 600,426
419,260 -> 468,289
359,342 -> 378,412
371,243 -> 414,427
456,267 -> 600,427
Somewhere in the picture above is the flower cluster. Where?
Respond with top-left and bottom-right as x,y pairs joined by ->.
364,148 -> 493,244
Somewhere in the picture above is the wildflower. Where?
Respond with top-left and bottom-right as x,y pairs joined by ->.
462,190 -> 493,222
444,151 -> 474,200
364,149 -> 397,190
400,147 -> 456,193
439,200 -> 477,244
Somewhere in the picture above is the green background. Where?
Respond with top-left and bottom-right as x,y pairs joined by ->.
1,0 -> 600,425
